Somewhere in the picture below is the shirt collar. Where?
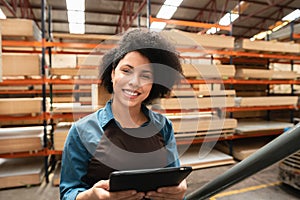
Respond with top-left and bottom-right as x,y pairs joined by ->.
98,100 -> 153,128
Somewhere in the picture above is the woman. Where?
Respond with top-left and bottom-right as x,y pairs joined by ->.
60,29 -> 186,200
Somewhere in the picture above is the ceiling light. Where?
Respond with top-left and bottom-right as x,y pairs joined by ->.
69,23 -> 85,34
67,10 -> 85,23
156,5 -> 177,19
66,0 -> 85,11
164,0 -> 183,7
0,8 -> 6,19
219,12 -> 239,26
150,22 -> 167,31
282,9 -> 300,21
206,27 -> 220,34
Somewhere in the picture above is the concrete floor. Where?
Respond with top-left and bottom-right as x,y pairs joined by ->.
1,162 -> 300,200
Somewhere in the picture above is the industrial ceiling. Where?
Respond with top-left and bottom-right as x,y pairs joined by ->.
0,0 -> 299,40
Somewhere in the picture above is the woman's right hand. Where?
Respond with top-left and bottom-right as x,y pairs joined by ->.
76,180 -> 145,200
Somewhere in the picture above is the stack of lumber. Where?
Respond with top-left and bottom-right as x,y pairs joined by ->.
235,68 -> 299,80
0,126 -> 46,154
0,18 -> 41,41
236,39 -> 300,53
234,120 -> 293,136
157,88 -> 235,110
161,30 -> 235,49
216,138 -> 271,161
179,145 -> 235,169
0,97 -> 46,115
166,113 -> 237,139
49,54 -> 100,78
53,122 -> 73,151
2,53 -> 41,77
182,63 -> 236,79
234,96 -> 298,107
0,157 -> 44,189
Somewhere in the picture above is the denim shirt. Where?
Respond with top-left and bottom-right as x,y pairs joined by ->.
59,100 -> 180,200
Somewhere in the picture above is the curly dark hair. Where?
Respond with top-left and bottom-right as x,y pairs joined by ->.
99,28 -> 183,104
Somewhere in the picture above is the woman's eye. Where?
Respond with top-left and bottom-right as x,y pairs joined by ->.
122,68 -> 131,73
141,74 -> 153,80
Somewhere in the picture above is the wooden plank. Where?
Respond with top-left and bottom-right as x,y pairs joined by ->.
159,96 -> 235,110
179,146 -> 235,169
169,116 -> 237,133
177,30 -> 235,49
216,138 -> 271,160
53,122 -> 72,151
0,157 -> 44,189
50,68 -> 99,76
77,54 -> 102,66
0,126 -> 47,154
0,98 -> 44,115
235,120 -> 293,135
182,63 -> 235,79
237,39 -> 300,53
0,18 -> 41,41
2,54 -> 40,76
235,68 -> 273,79
235,96 -> 298,107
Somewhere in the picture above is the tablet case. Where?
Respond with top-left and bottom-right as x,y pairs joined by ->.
109,166 -> 192,192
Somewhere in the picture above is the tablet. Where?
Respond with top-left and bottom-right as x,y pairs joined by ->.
109,166 -> 192,192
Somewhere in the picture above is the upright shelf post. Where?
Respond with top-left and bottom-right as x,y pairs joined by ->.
41,0 -> 49,183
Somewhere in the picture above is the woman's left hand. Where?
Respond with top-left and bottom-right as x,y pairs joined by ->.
144,179 -> 187,200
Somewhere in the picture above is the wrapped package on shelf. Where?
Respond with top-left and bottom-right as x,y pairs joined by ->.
234,96 -> 298,107
161,30 -> 235,49
0,157 -> 44,189
236,38 -> 300,53
0,126 -> 47,154
182,63 -> 236,79
77,54 -> 103,67
158,96 -> 234,110
47,54 -> 77,68
0,97 -> 49,115
0,18 -> 41,41
2,53 -> 40,77
53,122 -> 73,151
235,68 -> 299,80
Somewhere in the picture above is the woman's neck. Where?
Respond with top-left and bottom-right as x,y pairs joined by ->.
111,101 -> 147,128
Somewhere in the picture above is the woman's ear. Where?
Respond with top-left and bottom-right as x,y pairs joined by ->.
111,69 -> 115,82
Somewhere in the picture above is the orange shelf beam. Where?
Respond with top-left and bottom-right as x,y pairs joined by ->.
150,17 -> 231,31
47,79 -> 101,85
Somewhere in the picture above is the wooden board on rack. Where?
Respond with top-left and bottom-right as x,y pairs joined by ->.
235,96 -> 298,107
216,138 -> 271,160
0,97 -> 44,115
50,68 -> 99,77
159,96 -> 235,110
182,63 -> 235,79
2,54 -> 40,76
0,18 -> 41,41
177,30 -> 235,49
236,39 -> 300,53
0,157 -> 44,189
53,122 -> 73,151
77,54 -> 103,66
235,120 -> 293,135
169,116 -> 237,134
235,68 -> 299,80
179,146 -> 235,169
0,126 -> 45,154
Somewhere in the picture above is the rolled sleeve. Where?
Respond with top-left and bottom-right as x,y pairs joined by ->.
60,125 -> 92,200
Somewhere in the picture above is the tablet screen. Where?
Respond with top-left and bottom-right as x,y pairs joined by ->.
109,166 -> 192,192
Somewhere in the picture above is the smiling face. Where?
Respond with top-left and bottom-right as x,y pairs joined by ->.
111,51 -> 153,108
